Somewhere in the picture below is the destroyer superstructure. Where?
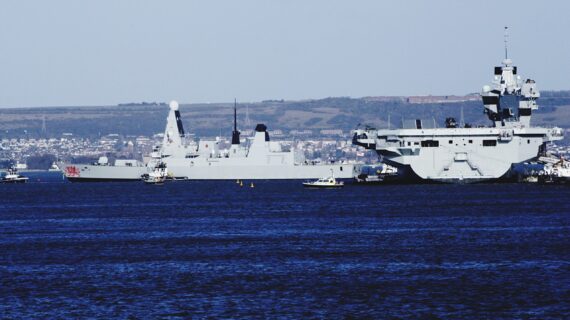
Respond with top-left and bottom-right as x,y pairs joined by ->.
353,35 -> 563,183
160,101 -> 357,180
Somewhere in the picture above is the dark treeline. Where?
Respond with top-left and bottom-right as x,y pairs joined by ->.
0,92 -> 569,139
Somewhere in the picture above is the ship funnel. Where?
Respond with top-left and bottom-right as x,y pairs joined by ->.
255,123 -> 270,142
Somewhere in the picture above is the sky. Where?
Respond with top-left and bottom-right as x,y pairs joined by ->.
1,0 -> 569,107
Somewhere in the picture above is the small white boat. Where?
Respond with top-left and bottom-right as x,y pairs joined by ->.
539,156 -> 570,184
141,162 -> 168,185
1,168 -> 29,184
303,169 -> 344,188
48,162 -> 61,172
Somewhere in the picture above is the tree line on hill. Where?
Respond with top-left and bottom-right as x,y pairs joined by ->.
0,91 -> 569,139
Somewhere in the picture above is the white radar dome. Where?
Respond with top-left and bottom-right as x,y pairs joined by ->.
169,100 -> 179,111
482,85 -> 491,93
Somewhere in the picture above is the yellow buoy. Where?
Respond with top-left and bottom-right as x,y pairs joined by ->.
236,179 -> 240,184
240,181 -> 243,187
250,182 -> 254,188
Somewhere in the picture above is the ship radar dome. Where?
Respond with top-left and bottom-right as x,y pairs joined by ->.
169,100 -> 179,111
482,85 -> 491,93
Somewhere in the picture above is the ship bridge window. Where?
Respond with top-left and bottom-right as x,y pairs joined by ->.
483,140 -> 497,147
421,140 -> 439,147
449,140 -> 453,144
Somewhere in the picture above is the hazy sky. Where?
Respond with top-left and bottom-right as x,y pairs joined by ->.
1,0 -> 569,107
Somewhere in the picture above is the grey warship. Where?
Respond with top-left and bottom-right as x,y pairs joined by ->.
159,101 -> 357,180
352,33 -> 564,183
63,101 -> 358,181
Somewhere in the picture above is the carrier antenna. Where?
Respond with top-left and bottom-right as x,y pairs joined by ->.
504,26 -> 509,59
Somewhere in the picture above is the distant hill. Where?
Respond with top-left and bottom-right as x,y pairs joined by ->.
1,91 -> 569,139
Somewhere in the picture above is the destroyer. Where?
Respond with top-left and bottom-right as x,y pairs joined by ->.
353,34 -> 563,183
160,101 -> 357,180
63,101 -> 357,181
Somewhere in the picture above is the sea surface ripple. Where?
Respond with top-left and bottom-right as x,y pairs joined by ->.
1,172 -> 569,319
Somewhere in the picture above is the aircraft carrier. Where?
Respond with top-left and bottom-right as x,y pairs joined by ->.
352,35 -> 563,183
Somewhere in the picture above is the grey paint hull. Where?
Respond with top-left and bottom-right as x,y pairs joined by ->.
354,127 -> 562,183
63,161 -> 358,182
163,161 -> 358,180
63,163 -> 149,182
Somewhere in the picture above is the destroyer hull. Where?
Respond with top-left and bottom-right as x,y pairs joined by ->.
63,162 -> 358,181
163,160 -> 358,180
63,164 -> 149,182
66,177 -> 142,182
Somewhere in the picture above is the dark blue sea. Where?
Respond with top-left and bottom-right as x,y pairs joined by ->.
1,172 -> 569,319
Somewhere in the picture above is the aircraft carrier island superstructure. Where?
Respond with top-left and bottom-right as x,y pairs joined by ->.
353,52 -> 564,183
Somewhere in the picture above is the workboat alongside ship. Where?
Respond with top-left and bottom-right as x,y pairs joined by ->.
536,156 -> 570,184
353,41 -> 563,183
63,101 -> 357,182
1,167 -> 29,183
355,163 -> 399,184
141,161 -> 168,184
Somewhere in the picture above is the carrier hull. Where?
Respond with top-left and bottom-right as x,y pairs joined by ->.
361,127 -> 561,183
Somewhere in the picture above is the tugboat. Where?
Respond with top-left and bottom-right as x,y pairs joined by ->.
537,156 -> 570,184
141,162 -> 168,185
1,167 -> 29,183
48,162 -> 61,172
303,169 -> 344,188
355,163 -> 399,184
